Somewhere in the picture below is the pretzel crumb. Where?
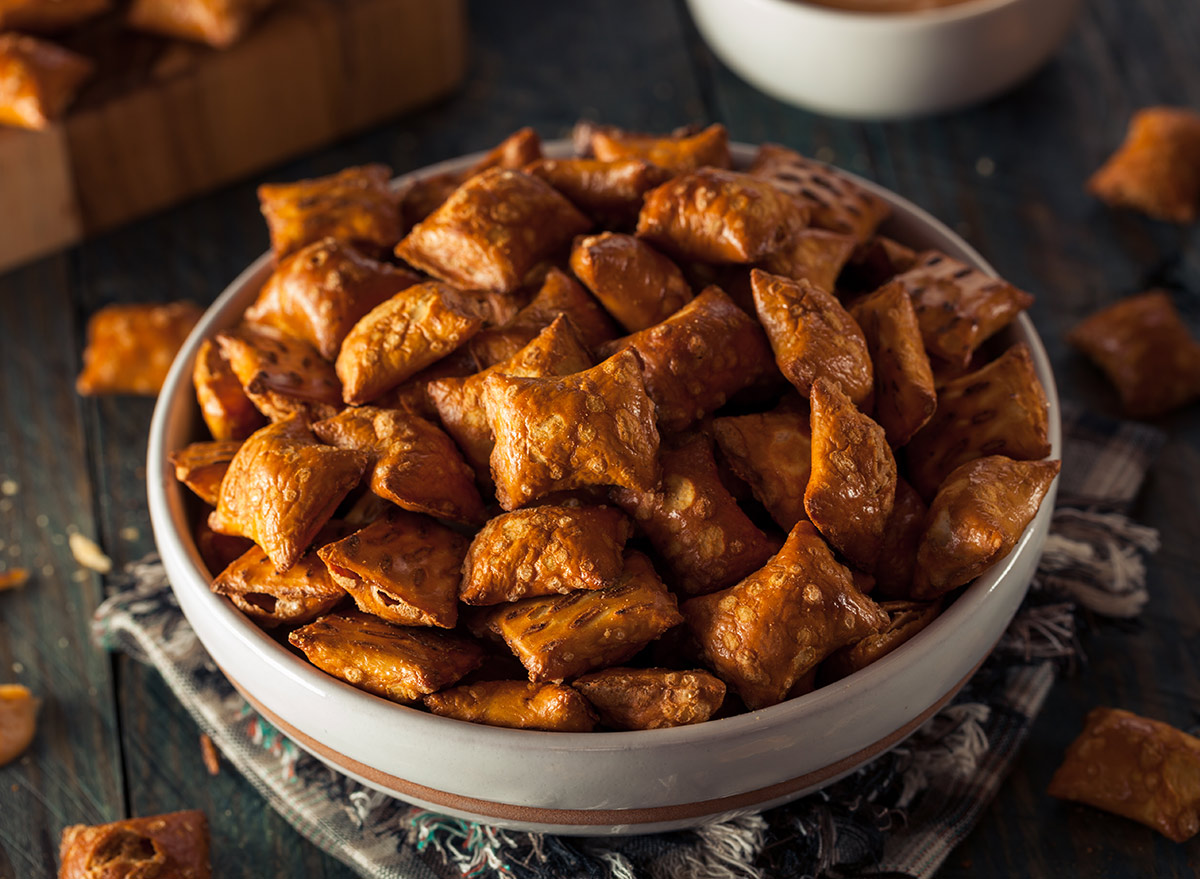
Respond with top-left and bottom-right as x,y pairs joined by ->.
69,533 -> 112,573
199,733 -> 220,776
0,568 -> 29,591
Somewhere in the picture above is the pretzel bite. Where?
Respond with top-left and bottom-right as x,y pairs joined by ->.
840,235 -> 919,294
460,505 -> 633,606
572,666 -> 725,730
193,517 -> 254,577
804,377 -> 897,571
395,168 -> 591,294
258,164 -> 400,261
59,811 -> 210,879
0,34 -> 92,131
128,0 -> 275,47
478,551 -> 682,682
892,251 -> 1034,369
312,406 -> 484,525
317,511 -> 467,628
598,286 -> 775,433
1068,289 -> 1200,418
244,238 -> 421,361
751,269 -> 873,405
906,343 -> 1051,500
568,232 -> 694,332
1087,107 -> 1200,224
611,433 -> 777,596
682,521 -> 887,710
749,143 -> 890,244
590,122 -> 731,174
911,455 -> 1060,599
210,418 -> 369,572
335,281 -> 484,406
400,127 -> 543,227
760,228 -> 858,293
849,280 -> 937,448
712,409 -> 811,531
524,157 -> 672,226
424,680 -> 596,732
0,0 -> 108,32
212,324 -> 341,422
467,267 -> 618,367
289,611 -> 483,703
483,348 -> 660,510
169,440 -> 241,506
211,538 -> 344,628
820,599 -> 941,682
0,684 -> 38,766
1048,707 -> 1200,842
76,301 -> 202,396
193,338 -> 266,441
637,168 -> 808,264
872,477 -> 927,599
429,316 -> 592,478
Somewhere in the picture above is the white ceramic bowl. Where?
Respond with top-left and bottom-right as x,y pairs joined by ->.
685,0 -> 1082,119
148,142 -> 1061,836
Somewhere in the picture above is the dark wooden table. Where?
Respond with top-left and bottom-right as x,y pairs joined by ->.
2,1 -> 1198,876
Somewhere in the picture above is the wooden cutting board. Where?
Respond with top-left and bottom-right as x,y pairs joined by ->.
0,0 -> 467,273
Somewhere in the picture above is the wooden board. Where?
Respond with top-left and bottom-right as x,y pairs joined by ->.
0,0 -> 466,272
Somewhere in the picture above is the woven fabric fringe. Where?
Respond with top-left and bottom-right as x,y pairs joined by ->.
91,403 -> 1165,879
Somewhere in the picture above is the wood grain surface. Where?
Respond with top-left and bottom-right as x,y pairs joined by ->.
1,0 -> 1198,876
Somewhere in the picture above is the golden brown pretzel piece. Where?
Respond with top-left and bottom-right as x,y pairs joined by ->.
611,433 -> 777,596
590,122 -> 731,174
289,611 -> 483,704
76,302 -> 202,396
0,34 -> 92,131
572,666 -> 725,730
849,279 -> 937,448
429,315 -> 593,479
892,250 -> 1034,369
211,534 -> 345,628
424,680 -> 597,732
459,505 -> 633,606
682,521 -> 887,710
906,343 -> 1051,500
209,417 -> 369,573
317,511 -> 468,629
192,338 -> 266,441
748,143 -> 890,244
476,550 -> 682,683
804,377 -> 897,572
245,238 -> 421,361
569,231 -> 694,332
1048,706 -> 1200,842
1068,289 -> 1200,418
335,281 -> 485,406
59,810 -> 210,879
396,168 -> 592,294
483,348 -> 660,510
750,268 -> 873,405
911,455 -> 1060,599
598,286 -> 775,433
1087,107 -> 1200,224
312,406 -> 484,525
637,168 -> 809,264
258,164 -> 401,261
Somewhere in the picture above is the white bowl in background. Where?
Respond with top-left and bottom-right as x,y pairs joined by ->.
685,0 -> 1082,119
147,142 -> 1061,835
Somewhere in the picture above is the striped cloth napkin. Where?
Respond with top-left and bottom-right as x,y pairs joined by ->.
93,402 -> 1163,879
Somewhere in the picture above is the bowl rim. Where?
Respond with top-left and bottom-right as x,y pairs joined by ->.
699,0 -> 1024,25
147,139 -> 1062,759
